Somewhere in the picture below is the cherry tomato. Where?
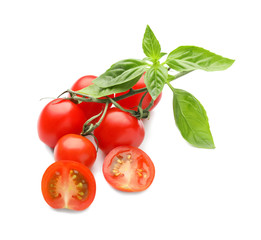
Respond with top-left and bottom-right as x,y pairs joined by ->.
54,134 -> 97,168
115,73 -> 162,111
93,108 -> 145,154
41,160 -> 96,211
71,75 -> 113,121
38,99 -> 86,148
103,146 -> 155,192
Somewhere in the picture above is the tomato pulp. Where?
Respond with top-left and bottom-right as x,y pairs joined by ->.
41,161 -> 96,211
93,108 -> 145,154
103,146 -> 155,192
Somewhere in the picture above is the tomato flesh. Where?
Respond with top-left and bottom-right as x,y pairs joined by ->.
41,161 -> 96,211
103,146 -> 155,192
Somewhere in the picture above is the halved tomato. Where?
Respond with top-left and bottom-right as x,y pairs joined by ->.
41,161 -> 96,211
103,146 -> 155,192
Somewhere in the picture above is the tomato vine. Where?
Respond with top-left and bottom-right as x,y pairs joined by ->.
59,25 -> 234,149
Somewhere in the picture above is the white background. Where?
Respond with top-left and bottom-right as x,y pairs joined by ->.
0,0 -> 260,239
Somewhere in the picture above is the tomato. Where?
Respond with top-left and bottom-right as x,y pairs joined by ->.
70,75 -> 113,121
93,108 -> 145,154
38,99 -> 86,148
41,161 -> 96,211
54,134 -> 97,168
115,73 -> 162,111
103,146 -> 155,192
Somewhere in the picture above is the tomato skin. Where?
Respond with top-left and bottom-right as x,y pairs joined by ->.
103,146 -> 155,192
54,134 -> 97,168
115,73 -> 162,111
37,99 -> 86,148
41,160 -> 96,211
93,108 -> 145,154
71,75 -> 113,120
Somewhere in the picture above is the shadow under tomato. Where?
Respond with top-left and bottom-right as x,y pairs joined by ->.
52,206 -> 92,214
108,185 -> 149,195
45,144 -> 54,154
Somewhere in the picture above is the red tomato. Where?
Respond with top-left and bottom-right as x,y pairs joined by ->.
71,75 -> 113,120
54,134 -> 97,168
93,108 -> 145,154
38,99 -> 86,148
103,146 -> 155,192
115,73 -> 162,111
41,161 -> 96,211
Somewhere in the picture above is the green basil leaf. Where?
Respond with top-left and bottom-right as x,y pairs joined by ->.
173,88 -> 215,149
166,46 -> 235,72
76,77 -> 140,99
159,52 -> 167,58
167,74 -> 176,81
143,52 -> 166,63
142,25 -> 161,60
93,59 -> 148,88
144,63 -> 168,100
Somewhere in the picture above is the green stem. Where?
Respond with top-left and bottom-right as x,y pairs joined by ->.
168,70 -> 193,82
108,97 -> 136,115
67,87 -> 148,104
94,102 -> 109,128
166,81 -> 175,93
81,102 -> 109,136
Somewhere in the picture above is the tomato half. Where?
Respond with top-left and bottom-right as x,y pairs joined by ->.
71,75 -> 113,121
103,146 -> 155,192
115,73 -> 162,111
37,99 -> 86,148
93,108 -> 145,154
54,134 -> 97,168
41,161 -> 96,211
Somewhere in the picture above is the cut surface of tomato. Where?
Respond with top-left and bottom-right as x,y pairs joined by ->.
41,161 -> 96,211
103,146 -> 155,192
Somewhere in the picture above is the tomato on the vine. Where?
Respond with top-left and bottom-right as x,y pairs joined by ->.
54,134 -> 97,168
93,108 -> 145,154
115,73 -> 162,111
37,99 -> 86,148
41,161 -> 96,211
103,146 -> 155,192
71,75 -> 113,120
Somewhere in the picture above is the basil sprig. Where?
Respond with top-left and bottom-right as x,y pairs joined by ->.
77,25 -> 235,149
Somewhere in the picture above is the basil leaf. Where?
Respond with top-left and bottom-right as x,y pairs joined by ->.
144,63 -> 168,100
159,52 -> 167,59
166,46 -> 235,72
93,59 -> 148,88
142,25 -> 161,60
167,74 -> 176,81
143,52 -> 166,63
173,88 -> 215,149
77,77 -> 140,99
